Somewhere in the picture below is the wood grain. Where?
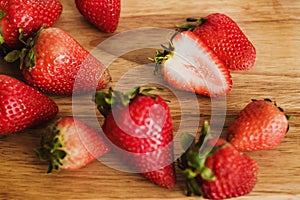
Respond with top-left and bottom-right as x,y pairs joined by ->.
0,0 -> 300,199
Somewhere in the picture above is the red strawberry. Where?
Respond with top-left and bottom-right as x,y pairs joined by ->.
75,0 -> 120,33
154,31 -> 232,97
5,27 -> 111,96
36,117 -> 109,173
177,13 -> 256,71
0,74 -> 58,135
94,87 -> 175,188
227,99 -> 290,151
0,0 -> 62,49
0,0 -> 8,13
178,121 -> 258,199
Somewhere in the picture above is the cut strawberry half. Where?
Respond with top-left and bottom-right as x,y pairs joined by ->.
155,31 -> 232,97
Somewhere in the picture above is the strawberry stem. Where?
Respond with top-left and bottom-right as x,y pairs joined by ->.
18,29 -> 27,45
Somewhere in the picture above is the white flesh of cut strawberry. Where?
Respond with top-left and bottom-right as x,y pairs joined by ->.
162,31 -> 232,97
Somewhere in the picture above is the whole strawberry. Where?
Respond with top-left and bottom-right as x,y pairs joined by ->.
154,31 -> 232,97
6,27 -> 111,96
227,99 -> 290,151
36,117 -> 109,173
178,121 -> 258,199
75,0 -> 120,33
0,74 -> 58,135
94,87 -> 175,188
178,13 -> 256,71
0,0 -> 62,49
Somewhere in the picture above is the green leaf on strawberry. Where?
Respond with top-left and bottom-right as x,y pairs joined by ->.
178,121 -> 258,198
36,118 -> 109,173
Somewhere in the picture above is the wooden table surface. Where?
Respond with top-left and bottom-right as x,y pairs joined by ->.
1,0 -> 300,199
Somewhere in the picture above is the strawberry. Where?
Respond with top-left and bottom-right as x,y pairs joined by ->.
36,117 -> 109,173
0,0 -> 62,49
75,0 -> 120,33
0,74 -> 58,135
227,99 -> 290,151
154,31 -> 232,97
0,0 -> 8,13
5,27 -> 111,96
178,121 -> 258,199
94,87 -> 175,188
177,13 -> 256,71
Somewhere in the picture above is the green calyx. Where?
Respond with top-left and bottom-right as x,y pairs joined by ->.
0,33 -> 4,45
0,10 -> 6,46
176,17 -> 206,32
4,26 -> 45,69
94,87 -> 164,118
149,38 -> 176,75
0,10 -> 5,19
152,49 -> 172,75
178,121 -> 225,196
35,124 -> 67,173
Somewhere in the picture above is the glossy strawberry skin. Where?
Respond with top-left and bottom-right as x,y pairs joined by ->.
102,94 -> 175,188
75,0 -> 120,33
193,13 -> 256,71
0,74 -> 58,135
21,27 -> 111,96
227,100 -> 289,151
0,0 -> 9,12
37,117 -> 109,172
199,139 -> 258,199
0,0 -> 62,48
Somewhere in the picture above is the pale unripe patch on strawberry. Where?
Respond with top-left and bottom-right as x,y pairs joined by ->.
36,117 -> 109,173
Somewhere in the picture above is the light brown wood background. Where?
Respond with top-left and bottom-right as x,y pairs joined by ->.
0,0 -> 299,199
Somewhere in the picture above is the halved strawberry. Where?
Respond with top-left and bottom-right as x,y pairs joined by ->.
154,31 -> 232,97
36,117 -> 109,173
